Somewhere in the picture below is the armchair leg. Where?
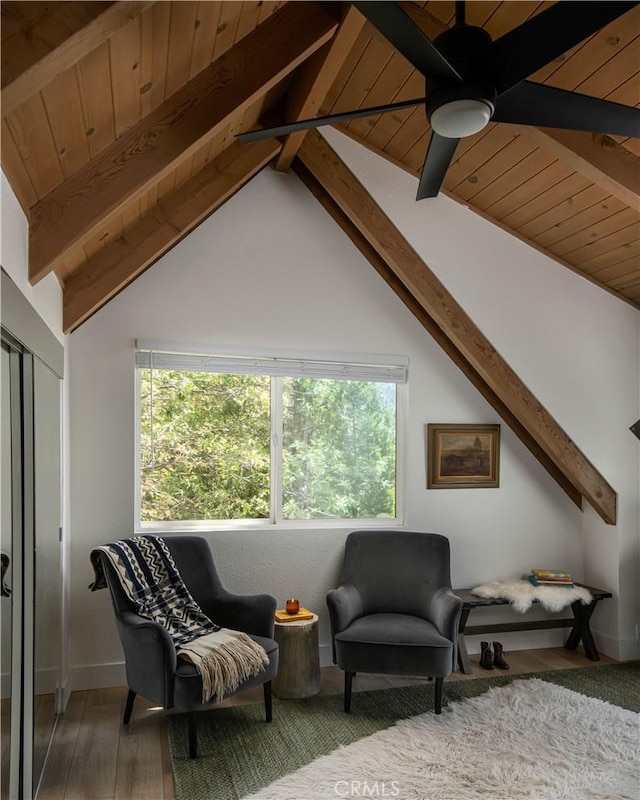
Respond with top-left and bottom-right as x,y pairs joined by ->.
187,711 -> 197,759
263,681 -> 273,723
123,690 -> 136,725
434,677 -> 444,715
344,671 -> 355,713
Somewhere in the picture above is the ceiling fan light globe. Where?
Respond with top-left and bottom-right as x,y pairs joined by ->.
430,99 -> 493,138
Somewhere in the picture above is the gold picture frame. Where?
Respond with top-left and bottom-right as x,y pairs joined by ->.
426,424 -> 500,489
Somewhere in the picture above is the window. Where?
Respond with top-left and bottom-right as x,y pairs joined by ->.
135,341 -> 406,528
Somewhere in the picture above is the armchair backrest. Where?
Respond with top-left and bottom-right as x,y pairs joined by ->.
99,535 -> 224,618
160,535 -> 224,609
341,530 -> 453,617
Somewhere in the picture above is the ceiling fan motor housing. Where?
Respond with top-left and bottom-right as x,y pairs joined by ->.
433,24 -> 494,73
426,25 -> 497,136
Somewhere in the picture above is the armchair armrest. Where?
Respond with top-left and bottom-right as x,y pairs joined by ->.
428,587 -> 463,669
116,611 -> 177,707
326,583 -> 364,636
202,591 -> 277,638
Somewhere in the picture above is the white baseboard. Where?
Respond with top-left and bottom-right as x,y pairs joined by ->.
35,667 -> 62,695
73,657 -> 339,693
595,629 -> 639,662
74,650 -> 336,691
59,673 -> 71,713
70,661 -> 126,691
617,638 -> 640,661
72,649 -> 335,691
319,643 -> 334,668
69,632 -> 632,695
2,668 -> 61,699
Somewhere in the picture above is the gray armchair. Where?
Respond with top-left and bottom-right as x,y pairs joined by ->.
97,535 -> 279,758
326,530 -> 462,714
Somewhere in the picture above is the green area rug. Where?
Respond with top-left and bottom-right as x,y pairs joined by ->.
167,662 -> 640,800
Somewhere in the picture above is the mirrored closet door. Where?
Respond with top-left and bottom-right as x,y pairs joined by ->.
1,274 -> 64,800
1,342 -> 15,799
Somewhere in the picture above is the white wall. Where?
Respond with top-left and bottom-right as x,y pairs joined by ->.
68,137 -> 638,689
1,172 -> 64,345
325,129 -> 640,660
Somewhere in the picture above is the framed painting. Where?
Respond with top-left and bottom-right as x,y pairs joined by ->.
426,424 -> 500,489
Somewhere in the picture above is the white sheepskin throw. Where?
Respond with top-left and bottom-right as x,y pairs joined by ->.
470,578 -> 592,612
243,679 -> 639,800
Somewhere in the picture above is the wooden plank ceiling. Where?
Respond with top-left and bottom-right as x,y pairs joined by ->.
1,0 -> 630,524
2,0 -> 638,322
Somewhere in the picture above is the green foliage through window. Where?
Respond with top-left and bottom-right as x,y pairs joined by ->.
139,370 -> 270,521
138,367 -> 398,524
282,378 -> 396,519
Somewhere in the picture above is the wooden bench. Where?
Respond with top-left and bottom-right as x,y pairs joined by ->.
452,584 -> 613,674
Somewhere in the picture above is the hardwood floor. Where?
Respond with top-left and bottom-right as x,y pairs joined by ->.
38,647 -> 616,800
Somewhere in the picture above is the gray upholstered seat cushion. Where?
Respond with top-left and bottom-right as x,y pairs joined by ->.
334,613 -> 454,676
336,613 -> 453,647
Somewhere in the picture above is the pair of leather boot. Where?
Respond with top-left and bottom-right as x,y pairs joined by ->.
480,641 -> 510,670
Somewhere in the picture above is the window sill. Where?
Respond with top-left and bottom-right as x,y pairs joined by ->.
136,517 -> 404,534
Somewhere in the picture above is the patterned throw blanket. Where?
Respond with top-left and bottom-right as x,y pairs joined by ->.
90,535 -> 269,703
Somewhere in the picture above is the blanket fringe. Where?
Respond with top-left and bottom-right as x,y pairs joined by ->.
178,630 -> 270,703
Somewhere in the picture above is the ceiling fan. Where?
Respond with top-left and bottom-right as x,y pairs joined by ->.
237,0 -> 640,200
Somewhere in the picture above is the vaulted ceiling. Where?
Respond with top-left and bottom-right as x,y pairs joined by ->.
1,0 -> 637,525
1,0 -> 638,335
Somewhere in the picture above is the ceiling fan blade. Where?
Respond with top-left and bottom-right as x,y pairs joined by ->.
352,1 -> 461,83
492,82 -> 640,138
416,132 -> 460,200
237,97 -> 426,143
474,1 -> 638,96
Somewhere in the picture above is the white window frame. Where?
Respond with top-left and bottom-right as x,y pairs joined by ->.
134,340 -> 407,531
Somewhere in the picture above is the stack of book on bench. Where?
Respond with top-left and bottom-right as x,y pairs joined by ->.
528,568 -> 574,587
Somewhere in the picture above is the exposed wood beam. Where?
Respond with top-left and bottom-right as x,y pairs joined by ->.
273,4 -> 367,172
63,139 -> 281,333
1,1 -> 154,117
298,130 -> 617,524
520,127 -> 640,213
294,158 -> 584,509
397,1 -> 448,39
28,1 -> 338,285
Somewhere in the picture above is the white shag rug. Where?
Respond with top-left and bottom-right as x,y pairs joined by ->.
243,679 -> 639,800
470,579 -> 592,612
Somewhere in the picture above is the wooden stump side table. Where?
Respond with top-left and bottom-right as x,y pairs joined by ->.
272,613 -> 321,699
